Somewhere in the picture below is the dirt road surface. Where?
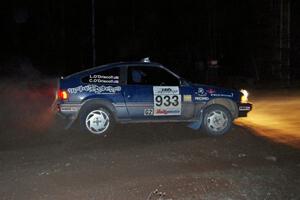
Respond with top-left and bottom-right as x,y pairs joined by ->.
0,80 -> 299,200
237,89 -> 300,149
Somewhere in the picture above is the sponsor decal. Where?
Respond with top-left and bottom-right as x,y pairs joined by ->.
153,86 -> 181,116
155,109 -> 168,115
153,86 -> 179,95
68,85 -> 121,94
144,108 -> 154,116
211,93 -> 234,98
166,110 -> 181,114
195,96 -> 209,101
155,109 -> 180,115
183,95 -> 192,102
198,88 -> 206,95
195,88 -> 207,97
207,88 -> 216,94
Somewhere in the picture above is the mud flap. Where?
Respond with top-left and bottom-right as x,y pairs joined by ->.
187,110 -> 203,130
53,112 -> 77,130
51,78 -> 60,112
187,120 -> 202,130
65,115 -> 78,129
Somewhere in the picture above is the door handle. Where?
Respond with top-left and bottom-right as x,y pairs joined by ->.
127,94 -> 131,98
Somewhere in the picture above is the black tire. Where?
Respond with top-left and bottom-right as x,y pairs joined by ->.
202,105 -> 232,136
79,105 -> 115,136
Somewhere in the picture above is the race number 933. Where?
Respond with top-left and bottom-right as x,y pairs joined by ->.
155,95 -> 179,107
153,86 -> 182,116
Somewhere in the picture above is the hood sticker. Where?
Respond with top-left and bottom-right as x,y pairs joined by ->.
68,85 -> 121,94
195,88 -> 207,96
207,88 -> 216,94
195,96 -> 209,101
211,93 -> 233,98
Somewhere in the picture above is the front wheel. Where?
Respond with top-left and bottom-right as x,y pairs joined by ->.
80,106 -> 114,136
202,105 -> 232,136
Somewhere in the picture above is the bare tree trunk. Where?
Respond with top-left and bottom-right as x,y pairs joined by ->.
287,0 -> 291,86
279,0 -> 283,80
252,56 -> 260,82
91,0 -> 96,67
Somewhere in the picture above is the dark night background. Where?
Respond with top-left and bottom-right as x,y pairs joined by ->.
1,2 -> 300,199
1,0 -> 300,86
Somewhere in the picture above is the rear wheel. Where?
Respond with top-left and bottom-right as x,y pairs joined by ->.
202,105 -> 232,136
80,106 -> 114,136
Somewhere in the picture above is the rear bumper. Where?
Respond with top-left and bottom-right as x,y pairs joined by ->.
57,103 -> 81,120
53,102 -> 81,115
238,103 -> 252,117
59,103 -> 81,114
53,102 -> 82,129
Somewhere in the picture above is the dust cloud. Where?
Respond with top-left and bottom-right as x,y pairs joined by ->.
236,89 -> 300,149
0,76 -> 57,140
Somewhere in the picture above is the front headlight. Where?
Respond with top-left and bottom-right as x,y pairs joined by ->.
240,89 -> 249,103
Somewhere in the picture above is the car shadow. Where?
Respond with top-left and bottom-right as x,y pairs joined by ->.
62,123 -> 223,152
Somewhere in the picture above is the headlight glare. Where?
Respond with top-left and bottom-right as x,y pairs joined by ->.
240,89 -> 249,103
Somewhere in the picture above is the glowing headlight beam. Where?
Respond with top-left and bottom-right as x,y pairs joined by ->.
240,89 -> 249,103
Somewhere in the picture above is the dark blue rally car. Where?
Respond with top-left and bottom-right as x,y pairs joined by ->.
55,58 -> 252,136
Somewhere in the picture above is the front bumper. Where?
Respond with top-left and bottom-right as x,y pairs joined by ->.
238,103 -> 252,117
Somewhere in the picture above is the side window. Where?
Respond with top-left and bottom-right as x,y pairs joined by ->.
82,67 -> 120,84
127,66 -> 179,86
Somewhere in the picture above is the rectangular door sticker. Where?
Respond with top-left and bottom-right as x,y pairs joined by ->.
153,86 -> 181,116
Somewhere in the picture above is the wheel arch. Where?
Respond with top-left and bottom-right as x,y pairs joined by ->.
204,98 -> 238,119
79,98 -> 118,121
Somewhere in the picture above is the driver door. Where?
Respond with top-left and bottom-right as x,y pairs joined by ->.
123,65 -> 194,120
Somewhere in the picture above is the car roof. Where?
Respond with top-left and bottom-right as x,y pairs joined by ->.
64,61 -> 163,79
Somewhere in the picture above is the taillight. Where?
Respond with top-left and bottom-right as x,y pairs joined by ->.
58,90 -> 69,100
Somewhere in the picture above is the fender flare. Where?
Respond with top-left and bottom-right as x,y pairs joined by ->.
187,98 -> 238,130
78,98 -> 118,120
63,98 -> 117,129
204,98 -> 238,118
